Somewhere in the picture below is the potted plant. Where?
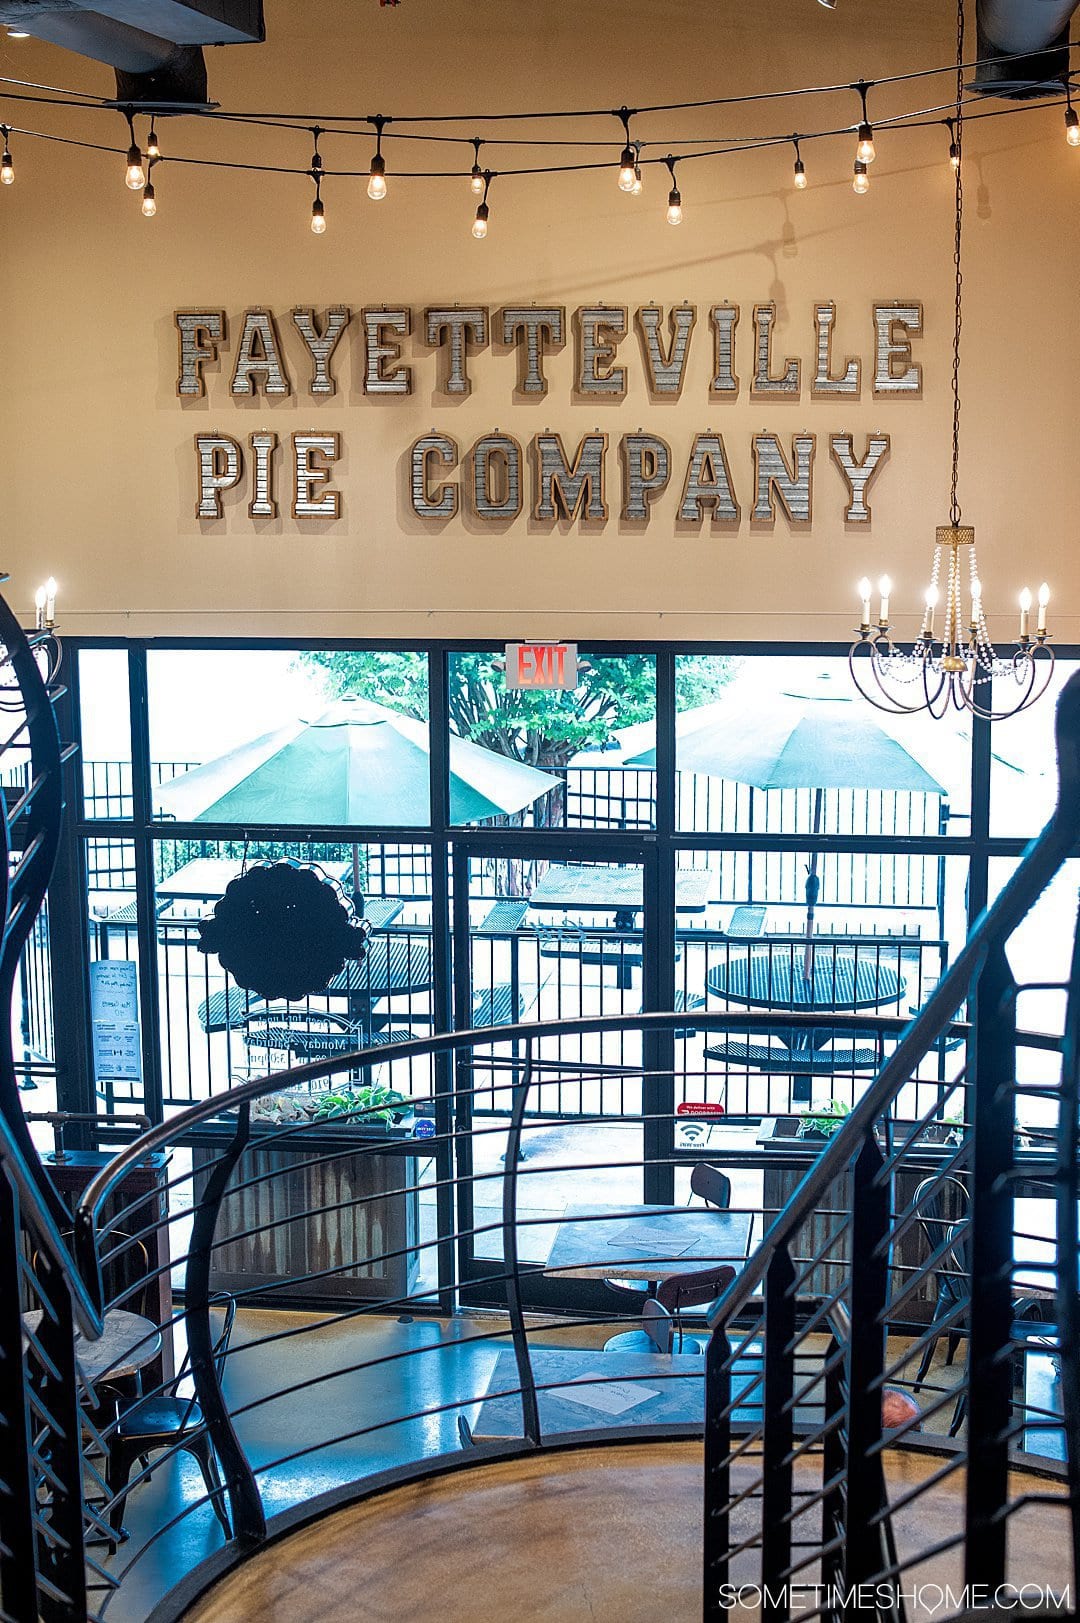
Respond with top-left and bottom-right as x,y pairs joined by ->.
191,1080 -> 422,1305
795,1098 -> 851,1143
250,1082 -> 412,1133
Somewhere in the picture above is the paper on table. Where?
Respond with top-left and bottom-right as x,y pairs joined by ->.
608,1222 -> 695,1253
550,1374 -> 659,1416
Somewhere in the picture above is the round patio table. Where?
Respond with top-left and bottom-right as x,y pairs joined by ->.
707,948 -> 904,1051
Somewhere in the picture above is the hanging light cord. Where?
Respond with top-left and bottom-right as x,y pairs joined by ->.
948,0 -> 965,527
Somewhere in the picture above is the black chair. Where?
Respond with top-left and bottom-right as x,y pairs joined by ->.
690,1164 -> 732,1211
106,1293 -> 235,1548
603,1297 -> 677,1355
911,1174 -> 970,1392
604,1264 -> 737,1354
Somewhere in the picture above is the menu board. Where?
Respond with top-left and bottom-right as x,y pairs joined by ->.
89,960 -> 142,1083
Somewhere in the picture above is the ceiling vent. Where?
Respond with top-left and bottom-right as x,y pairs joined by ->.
0,2 -> 264,105
974,0 -> 1080,96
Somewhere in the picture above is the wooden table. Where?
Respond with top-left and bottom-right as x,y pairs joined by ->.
528,863 -> 711,923
544,1203 -> 752,1282
470,1347 -> 706,1436
24,1307 -> 161,1385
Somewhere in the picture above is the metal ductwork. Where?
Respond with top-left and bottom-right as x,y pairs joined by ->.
0,1 -> 263,105
974,0 -> 1080,96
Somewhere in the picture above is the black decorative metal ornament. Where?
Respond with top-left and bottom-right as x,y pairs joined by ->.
197,861 -> 368,1002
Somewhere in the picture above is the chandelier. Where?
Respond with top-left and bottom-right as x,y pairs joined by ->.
849,2 -> 1054,721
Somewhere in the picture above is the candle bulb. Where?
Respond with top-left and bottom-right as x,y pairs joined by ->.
1038,581 -> 1050,634
969,575 -> 982,633
923,585 -> 938,637
1019,586 -> 1032,640
45,576 -> 57,627
857,576 -> 872,626
877,573 -> 892,623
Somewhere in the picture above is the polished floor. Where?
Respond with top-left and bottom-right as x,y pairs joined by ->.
96,1309 -> 1064,1622
183,1441 -> 1073,1623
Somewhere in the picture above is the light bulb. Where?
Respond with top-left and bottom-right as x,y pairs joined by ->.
631,164 -> 643,196
971,576 -> 982,606
666,186 -> 682,225
1,149 -> 12,185
310,197 -> 326,234
857,122 -> 876,163
618,145 -> 637,192
141,182 -> 156,217
470,163 -> 484,195
852,159 -> 869,194
793,157 -> 807,189
125,142 -> 145,191
949,141 -> 960,169
147,125 -> 160,160
472,201 -> 489,239
367,153 -> 387,200
1067,108 -> 1080,146
1019,587 -> 1032,611
924,586 -> 939,608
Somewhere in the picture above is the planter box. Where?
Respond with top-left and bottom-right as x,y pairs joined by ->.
191,1128 -> 421,1305
756,1116 -> 964,1318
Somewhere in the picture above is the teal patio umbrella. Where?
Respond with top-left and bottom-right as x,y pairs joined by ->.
623,685 -> 945,974
154,695 -> 560,827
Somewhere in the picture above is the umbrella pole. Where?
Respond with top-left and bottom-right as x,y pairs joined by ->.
802,786 -> 824,982
352,843 -> 363,915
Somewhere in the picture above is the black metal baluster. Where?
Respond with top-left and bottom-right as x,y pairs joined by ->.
842,1135 -> 889,1603
703,1321 -> 734,1621
0,1176 -> 39,1623
33,1262 -> 88,1623
964,941 -> 1015,1593
186,1103 -> 265,1545
820,1346 -> 846,1623
761,1245 -> 796,1622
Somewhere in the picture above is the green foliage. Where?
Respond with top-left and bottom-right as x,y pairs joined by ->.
295,649 -> 732,771
796,1098 -> 851,1140
309,1084 -> 407,1125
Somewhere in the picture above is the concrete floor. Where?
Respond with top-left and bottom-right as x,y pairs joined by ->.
183,1442 -> 1074,1623
92,1306 -> 1066,1623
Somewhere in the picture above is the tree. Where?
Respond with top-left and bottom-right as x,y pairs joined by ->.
297,649 -> 733,824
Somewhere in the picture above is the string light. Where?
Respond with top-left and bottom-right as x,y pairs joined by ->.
855,80 -> 876,162
147,121 -> 160,160
123,112 -> 145,191
664,154 -> 682,224
616,106 -> 637,192
141,171 -> 156,216
469,136 -> 484,195
792,136 -> 807,188
631,144 -> 644,195
309,128 -> 326,233
0,126 -> 12,186
1064,80 -> 1080,146
853,157 -> 869,193
945,117 -> 960,168
367,114 -> 387,200
472,170 -> 491,238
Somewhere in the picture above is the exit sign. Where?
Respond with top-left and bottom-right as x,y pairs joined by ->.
504,642 -> 578,690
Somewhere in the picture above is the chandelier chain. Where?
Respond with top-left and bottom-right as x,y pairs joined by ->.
949,0 -> 964,527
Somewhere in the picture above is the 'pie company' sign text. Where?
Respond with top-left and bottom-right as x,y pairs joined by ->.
177,300 -> 923,529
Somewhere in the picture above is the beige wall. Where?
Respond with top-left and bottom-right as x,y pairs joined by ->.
0,0 -> 1076,643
